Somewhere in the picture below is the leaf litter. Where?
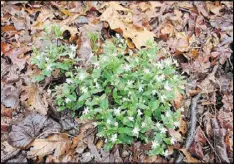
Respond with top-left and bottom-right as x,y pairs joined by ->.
1,1 -> 233,163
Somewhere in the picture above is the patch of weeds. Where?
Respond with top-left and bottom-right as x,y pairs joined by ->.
30,24 -> 79,82
30,25 -> 186,156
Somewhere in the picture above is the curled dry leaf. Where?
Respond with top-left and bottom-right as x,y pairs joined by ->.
100,2 -> 155,49
28,133 -> 72,161
8,113 -> 61,148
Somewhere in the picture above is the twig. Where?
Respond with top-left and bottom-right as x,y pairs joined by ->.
175,93 -> 201,163
185,93 -> 201,150
176,64 -> 220,163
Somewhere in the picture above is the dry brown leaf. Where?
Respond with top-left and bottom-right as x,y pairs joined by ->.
179,118 -> 187,135
100,2 -> 155,49
20,85 -> 48,115
96,139 -> 104,149
180,148 -> 200,163
28,133 -> 72,161
173,89 -> 183,109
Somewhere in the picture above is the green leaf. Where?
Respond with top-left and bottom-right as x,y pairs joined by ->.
118,134 -> 133,144
118,127 -> 133,135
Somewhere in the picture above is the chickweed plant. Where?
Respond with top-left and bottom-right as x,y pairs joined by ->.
31,25 -> 186,156
30,24 -> 78,82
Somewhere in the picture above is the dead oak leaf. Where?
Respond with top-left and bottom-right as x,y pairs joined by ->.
28,133 -> 72,161
100,2 -> 155,49
20,85 -> 48,115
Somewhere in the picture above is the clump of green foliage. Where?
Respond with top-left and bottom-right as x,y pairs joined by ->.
30,24 -> 78,82
31,26 -> 186,156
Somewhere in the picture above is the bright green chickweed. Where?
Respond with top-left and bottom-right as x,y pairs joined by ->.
30,25 -> 186,156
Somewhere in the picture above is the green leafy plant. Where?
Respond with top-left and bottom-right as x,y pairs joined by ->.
88,31 -> 99,53
30,24 -> 78,82
53,34 -> 186,156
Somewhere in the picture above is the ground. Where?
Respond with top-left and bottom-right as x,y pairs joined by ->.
1,1 -> 233,163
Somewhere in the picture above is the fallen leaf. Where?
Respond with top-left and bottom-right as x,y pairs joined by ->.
1,25 -> 17,32
217,108 -> 233,130
189,142 -> 204,159
5,47 -> 30,70
1,104 -> 13,118
168,129 -> 183,142
179,118 -> 187,135
8,113 -> 61,148
211,118 -> 230,163
173,89 -> 183,109
28,133 -> 72,161
180,148 -> 200,163
96,139 -> 104,149
1,84 -> 21,108
20,85 -> 48,115
100,2 -> 155,49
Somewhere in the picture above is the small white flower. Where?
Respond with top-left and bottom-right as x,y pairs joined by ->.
157,74 -> 165,82
152,90 -> 157,95
47,64 -> 52,71
160,95 -> 166,102
142,122 -> 146,128
120,39 -> 124,43
156,62 -> 164,69
173,59 -> 179,67
128,117 -> 134,121
160,127 -> 167,134
83,107 -> 89,114
81,86 -> 88,93
114,122 -> 118,127
138,85 -> 143,92
66,78 -> 73,84
164,82 -> 172,91
127,80 -> 134,86
95,83 -> 100,89
93,61 -> 99,68
164,150 -> 170,156
79,72 -> 86,80
107,119 -> 111,124
171,137 -> 177,144
45,57 -> 49,62
165,111 -> 171,117
152,140 -> 159,149
164,58 -> 172,66
123,98 -> 129,102
70,44 -> 77,52
132,127 -> 140,136
156,122 -> 161,128
36,55 -> 40,60
128,91 -> 132,97
116,33 -> 120,38
144,68 -> 150,74
174,121 -> 180,128
92,122 -> 98,127
114,108 -> 121,115
123,65 -> 131,71
111,134 -> 117,143
137,109 -> 143,116
65,98 -> 71,103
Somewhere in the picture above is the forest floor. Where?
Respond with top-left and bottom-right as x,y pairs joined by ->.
1,1 -> 233,163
